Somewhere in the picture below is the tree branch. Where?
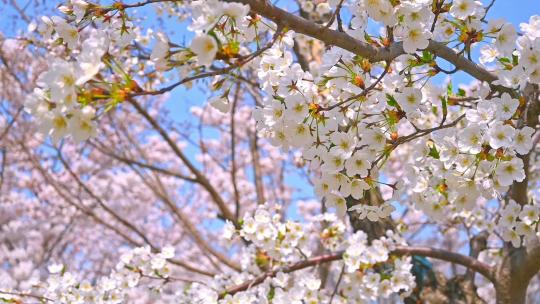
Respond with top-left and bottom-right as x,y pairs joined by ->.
221,245 -> 494,297
221,252 -> 342,298
56,148 -> 156,248
91,141 -> 199,183
21,142 -> 215,277
226,0 -> 497,83
128,98 -> 238,227
495,83 -> 540,303
392,246 -> 495,283
230,85 -> 242,220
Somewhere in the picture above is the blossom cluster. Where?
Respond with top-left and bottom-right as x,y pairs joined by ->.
182,204 -> 415,303
10,0 -> 540,302
189,0 -> 251,67
0,246 -> 175,303
23,0 -> 540,254
246,2 -> 540,238
23,1 -> 138,143
236,205 -> 310,261
340,230 -> 416,301
24,2 -> 539,232
498,199 -> 540,247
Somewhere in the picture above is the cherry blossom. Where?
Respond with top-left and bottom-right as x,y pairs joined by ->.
2,0 -> 540,303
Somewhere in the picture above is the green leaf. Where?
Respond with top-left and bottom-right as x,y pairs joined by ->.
421,50 -> 433,63
229,40 -> 240,54
61,264 -> 67,276
318,75 -> 333,87
364,32 -> 372,42
207,31 -> 222,48
441,96 -> 448,118
457,88 -> 466,97
446,82 -> 453,96
268,287 -> 276,301
273,95 -> 285,103
428,145 -> 440,159
385,112 -> 398,127
212,78 -> 226,90
386,93 -> 398,107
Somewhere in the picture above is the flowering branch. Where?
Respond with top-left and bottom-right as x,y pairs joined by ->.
0,290 -> 53,303
226,0 -> 498,83
221,245 -> 494,297
392,246 -> 495,282
221,252 -> 343,298
6,0 -> 540,302
131,25 -> 283,97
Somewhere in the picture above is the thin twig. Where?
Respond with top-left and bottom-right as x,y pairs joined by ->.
328,264 -> 345,304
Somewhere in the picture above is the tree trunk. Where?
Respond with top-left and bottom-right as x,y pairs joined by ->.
494,83 -> 540,304
495,274 -> 527,303
346,187 -> 394,239
494,246 -> 529,304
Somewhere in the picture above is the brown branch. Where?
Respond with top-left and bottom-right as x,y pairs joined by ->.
221,252 -> 342,298
0,290 -> 52,303
465,231 -> 488,281
292,39 -> 311,71
94,0 -> 174,14
495,83 -> 540,303
90,141 -> 198,182
221,245 -> 494,297
321,62 -> 391,111
329,264 -> 345,303
226,0 -> 497,83
249,130 -> 266,205
323,0 -> 345,31
21,142 -> 143,246
56,148 -> 157,248
0,41 -> 32,142
117,156 -> 229,273
107,118 -> 239,271
132,67 -> 240,97
137,168 -> 241,272
372,113 -> 466,167
481,0 -> 497,22
230,85 -> 242,220
131,26 -> 283,97
0,149 -> 5,197
128,98 -> 238,226
9,0 -> 31,23
392,246 -> 494,282
20,142 -> 215,277
107,121 -> 238,272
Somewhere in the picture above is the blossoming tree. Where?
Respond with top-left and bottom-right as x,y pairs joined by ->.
1,0 -> 540,303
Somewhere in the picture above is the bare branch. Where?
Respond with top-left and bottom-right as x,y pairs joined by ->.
128,98 -> 238,226
90,141 -> 199,183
